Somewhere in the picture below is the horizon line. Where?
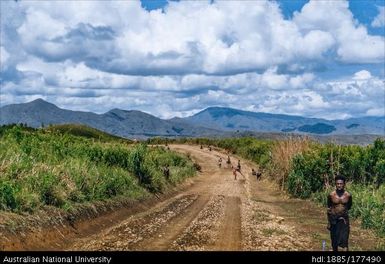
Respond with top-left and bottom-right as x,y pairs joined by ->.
1,98 -> 384,122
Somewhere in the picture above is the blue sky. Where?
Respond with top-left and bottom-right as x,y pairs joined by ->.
142,0 -> 385,34
1,0 -> 384,119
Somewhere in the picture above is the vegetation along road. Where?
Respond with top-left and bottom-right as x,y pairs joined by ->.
1,133 -> 383,250
66,145 -> 382,251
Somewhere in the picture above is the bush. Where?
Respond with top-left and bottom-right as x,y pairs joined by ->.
128,144 -> 148,185
34,172 -> 65,207
0,180 -> 18,210
374,160 -> 385,186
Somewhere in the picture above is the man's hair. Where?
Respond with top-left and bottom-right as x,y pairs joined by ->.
335,175 -> 346,183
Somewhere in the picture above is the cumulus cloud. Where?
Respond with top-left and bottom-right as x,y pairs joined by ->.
353,70 -> 372,80
1,0 -> 384,120
293,0 -> 384,63
4,59 -> 384,120
0,46 -> 10,69
372,6 -> 385,27
2,0 -> 383,77
313,71 -> 385,119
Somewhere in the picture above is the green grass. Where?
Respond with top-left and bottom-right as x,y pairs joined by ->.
45,124 -> 130,142
0,125 -> 196,213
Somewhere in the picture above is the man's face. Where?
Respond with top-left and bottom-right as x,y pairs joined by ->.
336,180 -> 345,191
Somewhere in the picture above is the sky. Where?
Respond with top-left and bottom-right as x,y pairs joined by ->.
0,0 -> 384,120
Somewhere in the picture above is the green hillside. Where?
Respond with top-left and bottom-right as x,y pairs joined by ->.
45,124 -> 130,142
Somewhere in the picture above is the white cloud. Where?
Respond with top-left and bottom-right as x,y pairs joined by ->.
294,0 -> 385,63
6,0 -> 382,75
18,9 -> 67,41
353,70 -> 372,80
1,0 -> 384,120
297,30 -> 335,59
313,71 -> 385,118
372,6 -> 385,27
19,1 -> 145,32
367,107 -> 385,116
261,68 -> 289,90
289,73 -> 315,89
0,46 -> 10,69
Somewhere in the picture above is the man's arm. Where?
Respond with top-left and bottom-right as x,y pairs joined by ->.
327,194 -> 332,230
347,194 -> 352,210
327,194 -> 332,209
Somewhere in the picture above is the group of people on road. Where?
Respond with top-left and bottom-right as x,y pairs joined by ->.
216,154 -> 262,181
200,145 -> 352,252
231,159 -> 244,180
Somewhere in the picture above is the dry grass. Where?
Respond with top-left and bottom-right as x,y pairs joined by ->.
269,136 -> 312,190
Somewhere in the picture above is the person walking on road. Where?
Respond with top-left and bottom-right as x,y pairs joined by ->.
232,165 -> 237,180
226,155 -> 231,168
236,160 -> 244,176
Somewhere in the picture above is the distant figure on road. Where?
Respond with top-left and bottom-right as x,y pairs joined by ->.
208,146 -> 212,151
163,165 -> 170,179
252,168 -> 262,180
200,145 -> 203,150
236,160 -> 244,176
327,175 -> 352,252
226,156 -> 231,168
232,165 -> 237,180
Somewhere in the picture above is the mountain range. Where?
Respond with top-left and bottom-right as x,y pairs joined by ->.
1,99 -> 384,140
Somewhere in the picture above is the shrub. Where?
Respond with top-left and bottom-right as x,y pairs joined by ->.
0,180 -> 18,210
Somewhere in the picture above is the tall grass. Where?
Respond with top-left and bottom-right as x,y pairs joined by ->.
269,137 -> 311,190
0,125 -> 196,213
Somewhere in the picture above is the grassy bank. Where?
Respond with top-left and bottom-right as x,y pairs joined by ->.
0,125 -> 196,213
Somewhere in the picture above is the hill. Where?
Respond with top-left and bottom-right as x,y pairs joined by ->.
1,100 -> 384,141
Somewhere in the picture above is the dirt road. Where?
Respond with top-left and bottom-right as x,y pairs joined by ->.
67,144 -> 382,251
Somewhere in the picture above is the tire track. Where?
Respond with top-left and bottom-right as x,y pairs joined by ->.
70,194 -> 198,250
133,194 -> 212,250
171,195 -> 226,251
213,196 -> 242,250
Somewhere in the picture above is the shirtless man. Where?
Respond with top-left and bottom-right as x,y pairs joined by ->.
327,175 -> 352,251
232,165 -> 237,180
226,156 -> 231,168
236,160 -> 244,176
